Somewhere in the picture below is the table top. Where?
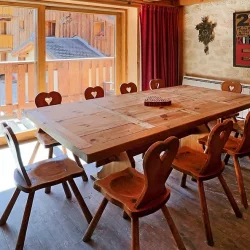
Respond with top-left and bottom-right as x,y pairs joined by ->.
25,85 -> 250,163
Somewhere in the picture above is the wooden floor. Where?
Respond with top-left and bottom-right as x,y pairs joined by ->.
0,140 -> 250,250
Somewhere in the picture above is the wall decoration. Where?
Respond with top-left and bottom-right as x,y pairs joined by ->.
233,11 -> 250,68
60,14 -> 72,25
195,16 -> 217,55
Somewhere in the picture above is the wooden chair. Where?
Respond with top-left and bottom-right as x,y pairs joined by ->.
84,86 -> 104,100
220,81 -> 242,123
172,120 -> 242,246
199,112 -> 250,209
0,123 -> 92,249
29,91 -> 88,197
221,81 -> 242,93
83,137 -> 186,250
149,79 -> 164,90
120,82 -> 137,94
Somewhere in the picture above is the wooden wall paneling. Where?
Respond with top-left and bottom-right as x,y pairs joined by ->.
57,61 -> 69,97
17,64 -> 26,118
37,5 -> 46,93
80,59 -> 91,94
91,59 -> 97,87
47,62 -> 55,92
5,64 -> 13,115
98,60 -> 104,88
105,58 -> 111,87
28,63 -> 35,102
69,60 -> 81,97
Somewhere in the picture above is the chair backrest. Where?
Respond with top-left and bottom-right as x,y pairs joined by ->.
149,79 -> 164,90
221,81 -> 242,94
200,120 -> 233,175
84,86 -> 104,100
236,112 -> 250,153
120,82 -> 137,94
35,91 -> 62,108
134,136 -> 179,209
1,122 -> 31,186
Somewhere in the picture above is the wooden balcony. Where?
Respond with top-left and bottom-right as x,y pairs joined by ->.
0,6 -> 13,19
0,35 -> 13,51
0,57 -> 114,118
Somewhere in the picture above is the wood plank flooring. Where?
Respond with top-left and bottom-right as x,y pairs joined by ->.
0,140 -> 250,249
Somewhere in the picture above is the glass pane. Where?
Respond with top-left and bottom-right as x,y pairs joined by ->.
0,5 -> 37,129
45,10 -> 116,100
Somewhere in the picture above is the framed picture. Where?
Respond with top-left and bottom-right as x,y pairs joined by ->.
233,11 -> 250,68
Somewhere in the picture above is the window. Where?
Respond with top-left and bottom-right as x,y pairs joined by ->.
0,22 -> 7,34
0,52 -> 7,61
46,21 -> 56,37
94,21 -> 105,37
19,20 -> 24,30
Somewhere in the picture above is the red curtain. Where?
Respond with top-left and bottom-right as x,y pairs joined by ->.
140,5 -> 179,91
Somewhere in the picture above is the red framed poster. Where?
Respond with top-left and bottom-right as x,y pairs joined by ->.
233,11 -> 250,68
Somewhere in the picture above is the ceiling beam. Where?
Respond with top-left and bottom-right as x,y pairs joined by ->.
81,0 -> 174,7
177,0 -> 220,6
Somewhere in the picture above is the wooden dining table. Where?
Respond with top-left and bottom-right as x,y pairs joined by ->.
24,85 -> 250,179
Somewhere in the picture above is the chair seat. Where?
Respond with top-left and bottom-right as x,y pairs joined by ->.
198,134 -> 209,146
14,155 -> 83,192
36,131 -> 60,148
172,146 -> 224,180
94,168 -> 171,217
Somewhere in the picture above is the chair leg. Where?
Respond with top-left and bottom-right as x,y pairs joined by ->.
232,156 -> 248,209
197,180 -> 214,246
45,147 -> 54,194
122,211 -> 131,220
68,179 -> 92,223
16,192 -> 35,250
180,174 -> 187,188
73,154 -> 88,182
224,154 -> 230,165
83,198 -> 108,242
128,152 -> 136,169
28,141 -> 40,164
62,182 -> 72,199
131,217 -> 140,250
218,174 -> 242,218
161,206 -> 186,250
0,188 -> 20,225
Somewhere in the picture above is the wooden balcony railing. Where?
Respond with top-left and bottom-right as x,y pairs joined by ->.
0,57 -> 114,117
0,7 -> 13,18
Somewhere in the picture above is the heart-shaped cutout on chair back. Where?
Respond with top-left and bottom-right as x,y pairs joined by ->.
91,91 -> 97,98
35,91 -> 62,108
120,82 -> 137,94
126,87 -> 132,93
84,86 -> 104,100
221,81 -> 242,94
45,97 -> 52,105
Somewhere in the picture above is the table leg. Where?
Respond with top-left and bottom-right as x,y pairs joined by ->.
91,152 -> 132,180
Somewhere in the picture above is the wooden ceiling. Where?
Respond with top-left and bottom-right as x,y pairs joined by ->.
83,0 -> 217,7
